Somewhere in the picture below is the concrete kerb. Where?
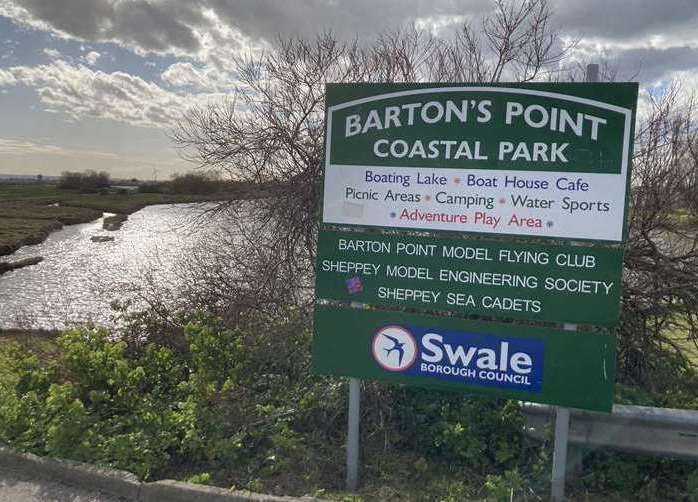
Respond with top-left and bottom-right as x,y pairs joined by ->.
0,445 -> 322,502
140,480 -> 317,502
0,446 -> 142,499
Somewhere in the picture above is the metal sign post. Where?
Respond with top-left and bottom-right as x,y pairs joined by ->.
346,377 -> 361,491
551,64 -> 601,502
551,406 -> 571,500
551,323 -> 577,501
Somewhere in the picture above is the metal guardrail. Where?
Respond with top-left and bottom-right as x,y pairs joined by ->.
521,402 -> 698,460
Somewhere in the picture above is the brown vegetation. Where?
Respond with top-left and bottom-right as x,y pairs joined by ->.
0,256 -> 43,275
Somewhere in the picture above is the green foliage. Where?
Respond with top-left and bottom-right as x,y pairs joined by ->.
0,328 -> 186,479
615,361 -> 698,410
0,316 -> 696,500
0,314 -> 335,489
395,389 -> 528,470
483,469 -> 525,501
186,472 -> 212,485
688,469 -> 698,502
580,450 -> 697,500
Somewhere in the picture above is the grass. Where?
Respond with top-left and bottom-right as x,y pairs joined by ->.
670,209 -> 698,228
0,184 -> 68,203
0,202 -> 102,223
664,318 -> 698,366
58,192 -> 225,213
0,217 -> 63,255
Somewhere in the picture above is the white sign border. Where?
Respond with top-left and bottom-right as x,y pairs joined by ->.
323,86 -> 634,242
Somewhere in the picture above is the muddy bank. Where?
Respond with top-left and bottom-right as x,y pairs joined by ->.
90,235 -> 115,243
0,256 -> 44,275
103,213 -> 128,231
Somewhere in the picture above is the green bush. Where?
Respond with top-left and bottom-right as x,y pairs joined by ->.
0,315 -> 332,487
169,172 -> 220,194
688,468 -> 698,502
57,170 -> 111,192
0,328 -> 186,478
483,469 -> 526,501
395,389 -> 529,470
1,316 -> 696,499
580,450 -> 697,500
137,182 -> 165,193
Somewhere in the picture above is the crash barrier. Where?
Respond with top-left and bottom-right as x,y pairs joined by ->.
522,402 -> 698,460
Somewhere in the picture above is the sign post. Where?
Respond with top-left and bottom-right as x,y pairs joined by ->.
551,406 -> 571,499
313,77 -> 637,494
346,377 -> 360,491
550,63 -> 603,502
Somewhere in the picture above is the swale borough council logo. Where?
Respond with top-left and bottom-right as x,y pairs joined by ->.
371,325 -> 417,372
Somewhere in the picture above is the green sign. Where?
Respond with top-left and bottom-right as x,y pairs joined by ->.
313,83 -> 637,412
313,305 -> 616,412
316,230 -> 624,326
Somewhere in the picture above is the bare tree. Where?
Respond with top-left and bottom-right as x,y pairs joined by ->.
170,0 -> 566,316
620,84 -> 698,386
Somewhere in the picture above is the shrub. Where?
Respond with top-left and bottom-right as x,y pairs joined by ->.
0,315 -> 325,485
0,328 -> 186,478
581,451 -> 696,500
58,170 -> 111,192
1,316 -> 694,499
169,172 -> 220,194
395,388 -> 529,470
688,469 -> 698,502
137,182 -> 165,193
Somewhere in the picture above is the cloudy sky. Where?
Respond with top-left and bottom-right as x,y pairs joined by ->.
0,0 -> 696,179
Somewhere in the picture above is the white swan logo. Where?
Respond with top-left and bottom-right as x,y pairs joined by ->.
371,326 -> 417,372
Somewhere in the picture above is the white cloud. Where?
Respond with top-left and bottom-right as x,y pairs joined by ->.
414,14 -> 469,36
82,50 -> 100,65
1,60 -> 226,129
160,60 -> 241,93
0,1 -> 205,57
0,1 -> 263,100
161,62 -> 209,89
42,47 -> 61,59
0,69 -> 17,86
0,0 -> 697,180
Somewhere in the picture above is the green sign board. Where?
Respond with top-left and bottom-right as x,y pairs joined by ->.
313,305 -> 616,412
313,83 -> 638,412
316,230 -> 624,326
